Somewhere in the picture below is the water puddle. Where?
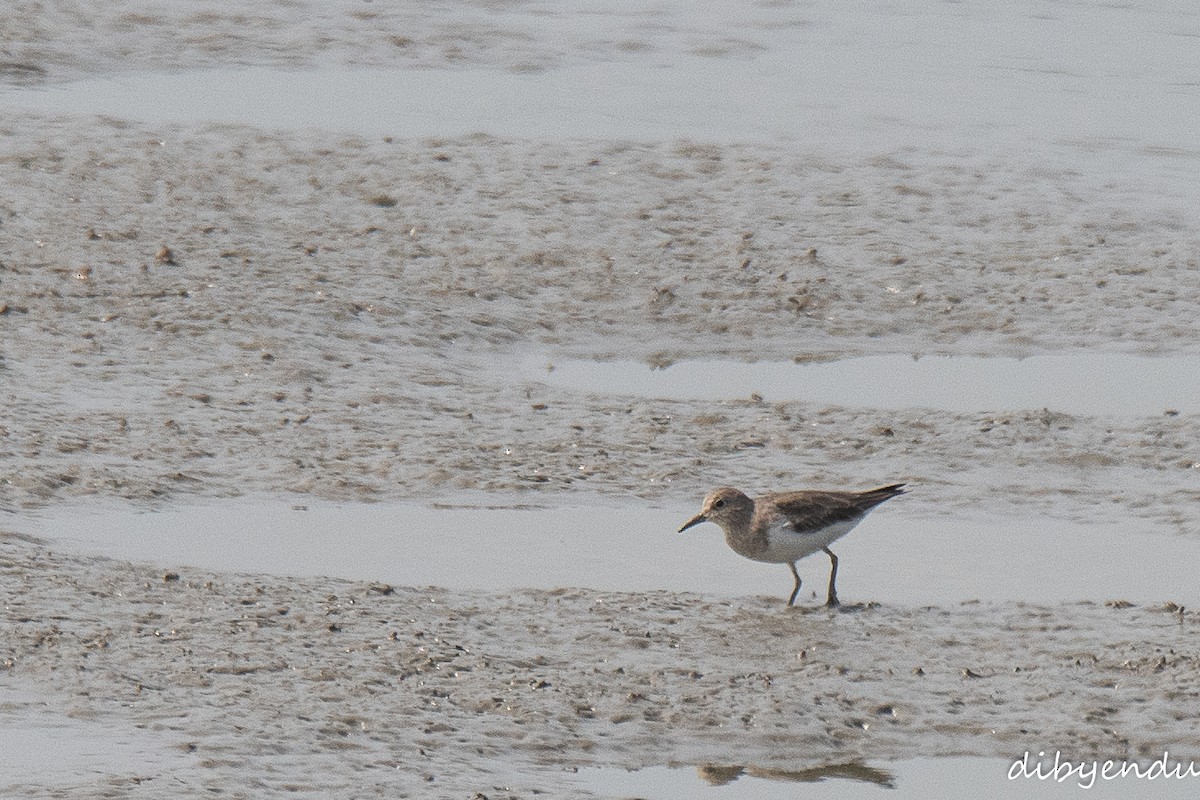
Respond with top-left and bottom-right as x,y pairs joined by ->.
577,760 -> 903,798
575,757 -> 1200,798
0,58 -> 1157,148
14,497 -> 1200,606
0,690 -> 190,789
519,353 -> 1200,416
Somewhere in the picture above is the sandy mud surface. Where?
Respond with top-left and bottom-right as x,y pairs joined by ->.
1,0 -> 840,82
3,1 -> 1200,796
2,116 -> 1199,531
3,532 -> 1200,798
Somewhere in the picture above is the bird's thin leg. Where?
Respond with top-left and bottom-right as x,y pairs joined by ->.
787,562 -> 802,607
823,547 -> 840,607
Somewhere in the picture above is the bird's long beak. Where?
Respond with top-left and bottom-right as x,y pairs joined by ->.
678,513 -> 707,533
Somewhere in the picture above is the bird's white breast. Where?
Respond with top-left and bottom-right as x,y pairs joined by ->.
753,517 -> 861,564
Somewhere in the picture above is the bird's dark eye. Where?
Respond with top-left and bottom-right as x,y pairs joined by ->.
713,499 -> 725,509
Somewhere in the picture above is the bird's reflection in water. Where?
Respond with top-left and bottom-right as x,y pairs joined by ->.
696,762 -> 896,789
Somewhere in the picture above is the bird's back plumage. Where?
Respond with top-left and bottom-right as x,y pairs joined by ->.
765,483 -> 907,534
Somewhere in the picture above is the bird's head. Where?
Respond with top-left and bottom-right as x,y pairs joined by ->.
678,487 -> 753,533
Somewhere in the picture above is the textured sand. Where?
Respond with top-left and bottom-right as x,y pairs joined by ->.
2,116 -> 1199,531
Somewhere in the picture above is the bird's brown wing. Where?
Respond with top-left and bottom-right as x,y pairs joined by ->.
767,485 -> 905,532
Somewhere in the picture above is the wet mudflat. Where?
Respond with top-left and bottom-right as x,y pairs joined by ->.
3,0 -> 1200,797
3,532 -> 1200,799
1,116 -> 1198,532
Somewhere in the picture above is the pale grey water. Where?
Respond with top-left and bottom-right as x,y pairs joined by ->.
516,354 -> 1200,416
21,497 -> 1200,607
5,2 -> 1200,205
577,757 -> 1200,798
0,687 -> 191,789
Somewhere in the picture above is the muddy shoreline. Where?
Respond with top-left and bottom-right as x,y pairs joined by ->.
3,532 -> 1199,798
4,2 -> 1200,796
2,113 -> 1200,796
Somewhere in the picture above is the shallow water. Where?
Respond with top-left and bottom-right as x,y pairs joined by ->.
517,353 -> 1200,416
0,688 -> 190,790
19,498 -> 1200,606
5,1 -> 1200,204
576,757 -> 1200,799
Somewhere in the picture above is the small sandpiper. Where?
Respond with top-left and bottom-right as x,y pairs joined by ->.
679,483 -> 907,607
